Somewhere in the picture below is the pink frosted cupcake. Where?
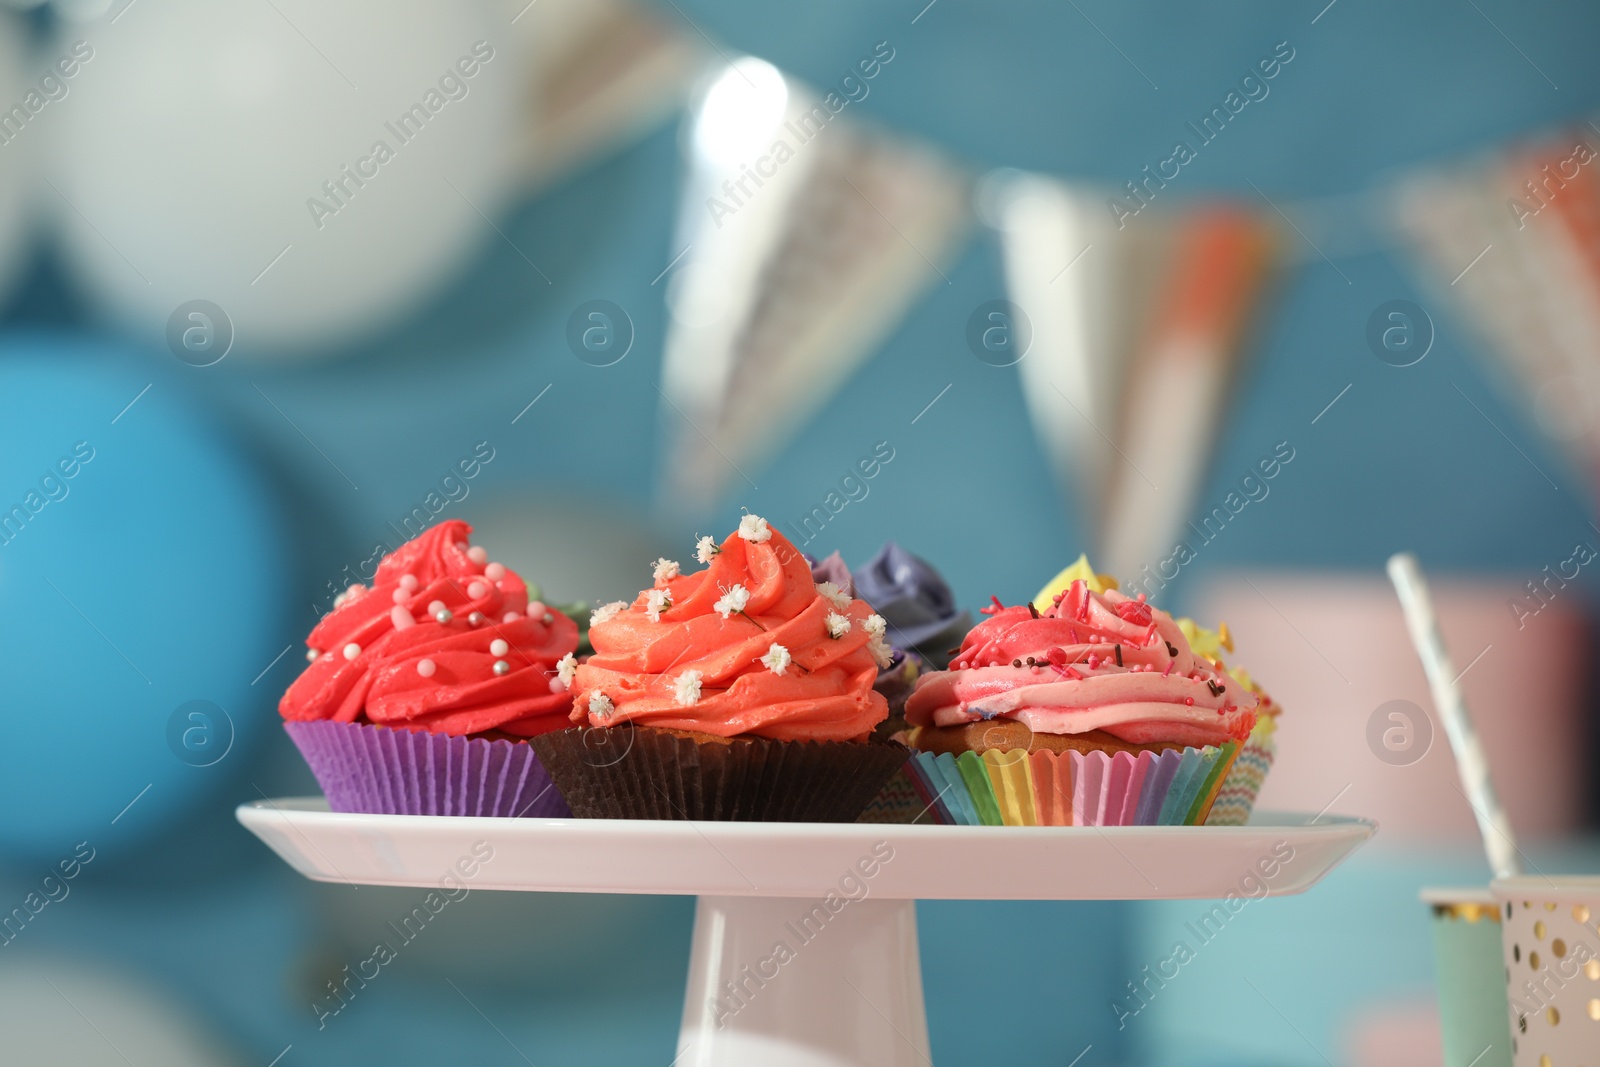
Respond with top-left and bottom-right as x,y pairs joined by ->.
279,520 -> 578,817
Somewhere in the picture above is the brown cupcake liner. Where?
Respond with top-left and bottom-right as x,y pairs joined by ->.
528,725 -> 910,822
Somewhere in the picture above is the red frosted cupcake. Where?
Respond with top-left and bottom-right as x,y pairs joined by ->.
530,515 -> 909,821
280,520 -> 577,817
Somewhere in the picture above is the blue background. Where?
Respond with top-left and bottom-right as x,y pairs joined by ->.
3,1 -> 1598,1064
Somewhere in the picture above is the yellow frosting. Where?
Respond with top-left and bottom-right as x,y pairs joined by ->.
1032,554 -> 1118,612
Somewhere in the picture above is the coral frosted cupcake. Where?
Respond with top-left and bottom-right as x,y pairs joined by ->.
279,520 -> 577,818
530,515 -> 909,821
901,556 -> 1256,826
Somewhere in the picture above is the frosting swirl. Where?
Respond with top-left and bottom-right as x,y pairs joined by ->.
905,577 -> 1256,749
571,519 -> 889,741
853,541 -> 972,664
280,520 -> 578,736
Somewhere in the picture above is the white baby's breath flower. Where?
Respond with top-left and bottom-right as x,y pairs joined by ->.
591,600 -> 627,627
588,691 -> 614,718
695,535 -> 719,564
674,669 -> 703,706
645,588 -> 672,622
866,635 -> 894,670
863,613 -> 887,640
815,582 -> 851,610
713,583 -> 750,619
737,514 -> 771,543
555,653 -> 577,688
761,643 -> 792,675
652,557 -> 681,582
825,612 -> 851,639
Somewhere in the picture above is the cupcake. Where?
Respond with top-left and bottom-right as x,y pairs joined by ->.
1174,618 -> 1282,826
279,520 -> 577,818
900,556 -> 1257,826
529,515 -> 909,821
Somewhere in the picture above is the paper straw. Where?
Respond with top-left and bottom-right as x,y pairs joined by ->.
1386,553 -> 1521,879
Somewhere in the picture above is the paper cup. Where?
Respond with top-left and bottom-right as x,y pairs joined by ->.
902,742 -> 1238,827
284,720 -> 570,818
1489,876 -> 1600,1066
529,726 -> 911,822
1421,887 -> 1513,1067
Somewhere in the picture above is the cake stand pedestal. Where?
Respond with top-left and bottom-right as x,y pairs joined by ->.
238,801 -> 1373,1067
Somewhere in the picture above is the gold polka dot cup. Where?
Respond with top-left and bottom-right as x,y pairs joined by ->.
1491,877 -> 1600,1066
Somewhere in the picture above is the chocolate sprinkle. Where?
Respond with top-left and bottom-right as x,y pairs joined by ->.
1028,602 -> 1041,618
1012,659 -> 1022,667
1114,644 -> 1122,667
1165,641 -> 1178,657
1207,680 -> 1225,697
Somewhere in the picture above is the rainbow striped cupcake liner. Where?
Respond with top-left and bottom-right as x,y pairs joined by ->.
1204,733 -> 1275,826
904,741 -> 1240,827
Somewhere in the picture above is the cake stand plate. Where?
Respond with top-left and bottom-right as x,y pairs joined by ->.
238,801 -> 1373,1066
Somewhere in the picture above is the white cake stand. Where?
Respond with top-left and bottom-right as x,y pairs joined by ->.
238,800 -> 1373,1067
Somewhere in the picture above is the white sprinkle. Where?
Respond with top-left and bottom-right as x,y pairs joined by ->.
674,670 -> 703,706
695,535 -> 719,564
468,581 -> 488,599
737,514 -> 771,543
305,648 -> 320,662
416,658 -> 436,677
555,652 -> 577,688
866,635 -> 894,670
503,612 -> 521,623
490,638 -> 509,656
825,612 -> 851,638
653,557 -> 681,582
485,562 -> 506,581
645,588 -> 672,622
428,600 -> 447,616
391,605 -> 415,630
392,587 -> 409,605
589,691 -> 614,718
815,582 -> 851,610
713,584 -> 750,619
761,643 -> 792,675
591,600 -> 627,627
863,614 -> 887,640
343,643 -> 361,661
467,546 -> 488,564
399,574 -> 419,592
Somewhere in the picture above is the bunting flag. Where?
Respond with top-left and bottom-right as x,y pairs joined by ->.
1392,120 -> 1600,479
506,0 -> 704,192
994,175 -> 1278,578
656,59 -> 969,512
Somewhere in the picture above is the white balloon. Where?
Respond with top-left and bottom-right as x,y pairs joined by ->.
0,12 -> 34,300
50,0 -> 528,356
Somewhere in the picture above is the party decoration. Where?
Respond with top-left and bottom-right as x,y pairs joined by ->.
0,338 -> 294,857
658,55 -> 969,510
0,11 -> 34,304
50,0 -> 523,354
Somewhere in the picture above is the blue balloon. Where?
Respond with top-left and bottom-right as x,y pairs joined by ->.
0,337 -> 293,858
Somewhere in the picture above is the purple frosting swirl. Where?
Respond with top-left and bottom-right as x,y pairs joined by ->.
803,551 -> 856,598
851,542 -> 972,660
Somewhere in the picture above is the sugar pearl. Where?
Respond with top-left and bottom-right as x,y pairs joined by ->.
343,643 -> 360,660
468,581 -> 488,599
399,574 -> 419,592
417,659 -> 436,677
305,648 -> 319,662
492,660 -> 510,676
467,546 -> 488,565
484,562 -> 506,581
391,588 -> 409,605
503,612 -> 521,623
468,612 -> 486,627
527,600 -> 546,618
434,608 -> 453,624
543,614 -> 554,625
549,677 -> 566,694
428,600 -> 447,616
490,638 -> 509,656
391,605 -> 415,630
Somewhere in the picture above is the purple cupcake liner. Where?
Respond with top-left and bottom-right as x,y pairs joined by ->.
284,720 -> 570,818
